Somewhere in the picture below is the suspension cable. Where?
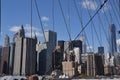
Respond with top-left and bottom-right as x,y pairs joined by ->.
109,0 -> 120,29
73,0 -> 92,52
58,0 -> 72,41
34,0 -> 46,42
68,0 -> 71,39
74,0 -> 108,40
83,0 -> 102,47
92,0 -> 109,47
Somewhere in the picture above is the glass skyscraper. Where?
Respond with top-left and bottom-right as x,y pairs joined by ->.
109,24 -> 117,56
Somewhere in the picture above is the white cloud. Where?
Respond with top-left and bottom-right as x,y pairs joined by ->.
81,0 -> 98,10
41,16 -> 49,22
9,26 -> 21,32
9,24 -> 43,37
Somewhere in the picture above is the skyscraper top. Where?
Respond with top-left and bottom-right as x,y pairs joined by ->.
4,34 -> 10,47
18,25 -> 25,38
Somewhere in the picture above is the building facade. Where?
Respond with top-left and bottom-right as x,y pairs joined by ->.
1,47 -> 10,74
37,30 -> 57,75
109,24 -> 117,56
13,25 -> 37,76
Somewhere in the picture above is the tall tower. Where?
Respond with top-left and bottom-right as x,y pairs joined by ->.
4,35 -> 10,47
109,24 -> 117,56
37,30 -> 57,75
1,35 -> 10,74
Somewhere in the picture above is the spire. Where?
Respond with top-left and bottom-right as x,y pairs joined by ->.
18,25 -> 25,38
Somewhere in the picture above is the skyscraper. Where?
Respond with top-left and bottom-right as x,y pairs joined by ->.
109,24 -> 117,56
4,35 -> 10,47
1,35 -> 10,74
37,30 -> 57,75
64,40 -> 82,54
21,38 -> 37,75
13,25 -> 37,75
9,42 -> 15,75
13,37 -> 24,75
0,46 -> 2,73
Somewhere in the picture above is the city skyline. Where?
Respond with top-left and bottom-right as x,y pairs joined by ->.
0,0 -> 120,53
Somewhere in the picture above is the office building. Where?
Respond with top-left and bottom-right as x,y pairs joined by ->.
62,61 -> 78,77
98,47 -> 104,54
109,24 -> 117,56
58,40 -> 65,61
86,53 -> 95,77
37,43 -> 47,75
13,26 -> 37,76
94,54 -> 104,75
1,35 -> 10,74
81,53 -> 104,76
0,46 -> 2,73
1,47 -> 10,75
37,30 -> 57,75
9,42 -> 15,75
4,35 -> 10,47
80,36 -> 86,54
21,38 -> 37,75
52,46 -> 62,70
64,40 -> 82,54
13,37 -> 23,75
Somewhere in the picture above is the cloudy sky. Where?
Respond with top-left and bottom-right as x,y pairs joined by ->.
1,0 -> 120,53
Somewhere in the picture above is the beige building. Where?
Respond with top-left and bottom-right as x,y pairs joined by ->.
104,65 -> 112,75
86,54 -> 96,77
62,61 -> 78,77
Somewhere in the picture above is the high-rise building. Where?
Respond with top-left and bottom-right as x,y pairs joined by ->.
98,47 -> 104,54
9,42 -> 15,75
21,38 -> 37,75
1,47 -> 10,74
58,40 -> 65,61
80,36 -> 86,54
37,43 -> 47,75
52,46 -> 62,70
1,35 -> 10,75
13,26 -> 37,76
37,30 -> 57,75
94,54 -> 104,75
44,30 -> 57,46
0,46 -> 2,73
86,53 -> 95,77
13,37 -> 24,75
4,35 -> 10,47
81,53 -> 104,76
62,61 -> 78,77
64,40 -> 82,54
109,24 -> 117,56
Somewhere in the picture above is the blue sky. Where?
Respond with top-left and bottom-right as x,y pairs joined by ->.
1,0 -> 120,53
